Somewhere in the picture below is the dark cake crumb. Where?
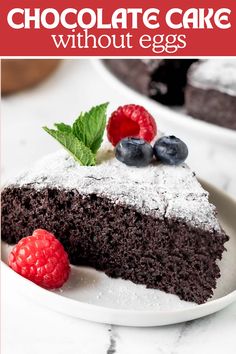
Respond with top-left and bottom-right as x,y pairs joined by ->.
1,186 -> 228,304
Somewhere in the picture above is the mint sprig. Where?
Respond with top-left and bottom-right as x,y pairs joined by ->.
43,128 -> 96,166
54,123 -> 72,134
43,103 -> 108,166
72,103 -> 108,154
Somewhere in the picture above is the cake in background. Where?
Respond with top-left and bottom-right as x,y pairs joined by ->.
104,59 -> 236,130
185,60 -> 236,130
104,59 -> 197,105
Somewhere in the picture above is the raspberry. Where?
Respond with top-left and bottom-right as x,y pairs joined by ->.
107,104 -> 157,146
8,229 -> 70,289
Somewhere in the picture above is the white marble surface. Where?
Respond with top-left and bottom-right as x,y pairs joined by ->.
1,59 -> 236,353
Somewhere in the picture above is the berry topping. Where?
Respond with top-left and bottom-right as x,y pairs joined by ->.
115,137 -> 153,167
153,135 -> 188,165
107,104 -> 157,146
8,229 -> 70,289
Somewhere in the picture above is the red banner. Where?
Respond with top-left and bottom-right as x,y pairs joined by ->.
0,0 -> 236,56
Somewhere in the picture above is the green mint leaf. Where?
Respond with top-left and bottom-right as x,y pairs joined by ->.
43,127 -> 95,166
54,123 -> 72,133
72,102 -> 108,154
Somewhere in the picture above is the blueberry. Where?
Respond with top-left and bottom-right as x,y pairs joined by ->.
153,135 -> 188,165
115,137 -> 153,167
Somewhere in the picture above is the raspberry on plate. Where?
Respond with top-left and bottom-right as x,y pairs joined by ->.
107,104 -> 157,146
8,229 -> 70,289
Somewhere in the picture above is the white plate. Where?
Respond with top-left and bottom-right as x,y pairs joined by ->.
1,180 -> 236,327
92,59 -> 236,149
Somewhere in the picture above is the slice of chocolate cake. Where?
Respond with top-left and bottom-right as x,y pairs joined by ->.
104,59 -> 197,105
1,149 -> 228,304
185,59 -> 236,130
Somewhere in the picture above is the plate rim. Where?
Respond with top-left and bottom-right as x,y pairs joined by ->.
2,260 -> 236,327
1,178 -> 236,326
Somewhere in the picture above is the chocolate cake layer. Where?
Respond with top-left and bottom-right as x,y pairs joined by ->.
186,59 -> 236,130
1,186 -> 228,304
1,150 -> 229,304
186,86 -> 236,130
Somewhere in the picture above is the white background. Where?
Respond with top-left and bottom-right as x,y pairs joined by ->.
1,59 -> 236,353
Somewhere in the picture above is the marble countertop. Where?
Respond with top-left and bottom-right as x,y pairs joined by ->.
1,59 -> 236,354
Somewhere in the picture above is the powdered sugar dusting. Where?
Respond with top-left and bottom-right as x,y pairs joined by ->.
188,59 -> 236,95
8,148 -> 221,232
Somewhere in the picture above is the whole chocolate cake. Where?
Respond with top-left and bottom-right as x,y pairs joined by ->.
1,149 -> 228,304
185,59 -> 236,130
